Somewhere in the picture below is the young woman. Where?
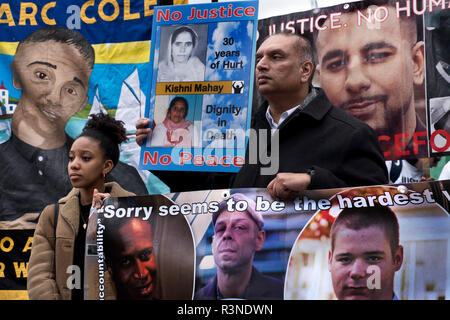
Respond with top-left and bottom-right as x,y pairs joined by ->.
27,113 -> 135,300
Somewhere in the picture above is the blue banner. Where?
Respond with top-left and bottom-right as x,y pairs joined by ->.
139,1 -> 258,172
0,0 -> 157,43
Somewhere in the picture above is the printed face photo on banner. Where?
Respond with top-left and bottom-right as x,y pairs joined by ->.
157,24 -> 208,83
254,0 -> 450,161
313,3 -> 426,160
0,26 -> 95,224
150,95 -> 202,148
85,195 -> 195,300
284,185 -> 450,300
11,40 -> 91,125
189,188 -> 317,300
0,25 -> 150,224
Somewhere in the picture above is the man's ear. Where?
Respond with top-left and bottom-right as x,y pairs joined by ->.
393,245 -> 404,272
411,41 -> 425,86
11,62 -> 22,90
328,250 -> 332,271
255,230 -> 266,251
300,61 -> 314,83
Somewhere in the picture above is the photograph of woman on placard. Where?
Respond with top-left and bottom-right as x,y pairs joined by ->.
157,25 -> 207,82
151,96 -> 194,147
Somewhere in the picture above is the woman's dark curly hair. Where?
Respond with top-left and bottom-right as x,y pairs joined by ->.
78,113 -> 127,166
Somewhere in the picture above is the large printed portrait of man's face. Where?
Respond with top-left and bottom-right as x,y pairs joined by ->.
256,0 -> 435,161
313,2 -> 427,160
183,188 -> 320,300
85,195 -> 196,300
284,185 -> 450,300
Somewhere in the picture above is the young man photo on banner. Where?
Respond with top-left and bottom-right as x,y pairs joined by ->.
314,0 -> 427,161
328,205 -> 403,300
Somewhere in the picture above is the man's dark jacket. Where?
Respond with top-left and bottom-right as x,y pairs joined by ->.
232,88 -> 388,189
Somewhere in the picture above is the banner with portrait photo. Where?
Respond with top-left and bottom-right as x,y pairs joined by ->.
0,0 -> 186,299
85,194 -> 196,300
139,1 -> 259,172
256,0 -> 450,161
85,181 -> 450,300
284,182 -> 450,300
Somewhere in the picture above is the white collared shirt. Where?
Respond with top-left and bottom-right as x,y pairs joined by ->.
265,87 -> 318,131
265,104 -> 299,130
